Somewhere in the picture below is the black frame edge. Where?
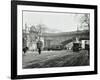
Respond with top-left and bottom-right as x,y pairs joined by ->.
15,71 -> 96,79
94,6 -> 98,74
15,0 -> 97,9
11,1 -> 17,79
11,0 -> 98,79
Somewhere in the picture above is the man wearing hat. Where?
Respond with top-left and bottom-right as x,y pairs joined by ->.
37,40 -> 43,54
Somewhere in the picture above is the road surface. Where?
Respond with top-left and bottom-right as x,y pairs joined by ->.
22,50 -> 89,68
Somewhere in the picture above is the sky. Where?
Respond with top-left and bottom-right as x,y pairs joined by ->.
23,11 -> 86,33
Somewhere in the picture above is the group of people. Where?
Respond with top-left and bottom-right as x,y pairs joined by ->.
23,40 -> 43,55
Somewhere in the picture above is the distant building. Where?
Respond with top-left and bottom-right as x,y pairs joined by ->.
23,26 -> 89,51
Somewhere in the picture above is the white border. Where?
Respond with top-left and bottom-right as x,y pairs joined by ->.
17,5 -> 94,75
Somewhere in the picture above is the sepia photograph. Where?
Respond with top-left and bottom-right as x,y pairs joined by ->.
22,11 -> 90,69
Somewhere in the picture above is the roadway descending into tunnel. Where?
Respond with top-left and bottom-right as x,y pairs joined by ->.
61,37 -> 76,46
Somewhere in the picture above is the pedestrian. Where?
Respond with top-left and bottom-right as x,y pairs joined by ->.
37,40 -> 43,55
23,47 -> 28,54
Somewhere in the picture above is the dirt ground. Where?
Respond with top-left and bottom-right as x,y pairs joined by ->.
22,50 -> 89,69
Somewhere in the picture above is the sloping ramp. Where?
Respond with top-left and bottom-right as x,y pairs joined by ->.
61,37 -> 76,46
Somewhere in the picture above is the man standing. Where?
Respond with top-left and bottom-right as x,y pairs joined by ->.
37,40 -> 43,55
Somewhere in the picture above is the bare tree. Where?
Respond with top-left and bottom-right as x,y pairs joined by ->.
36,24 -> 47,39
79,14 -> 90,30
22,23 -> 28,48
29,25 -> 38,43
29,24 -> 47,41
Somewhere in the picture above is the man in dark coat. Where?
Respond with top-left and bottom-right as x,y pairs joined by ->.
37,40 -> 43,54
23,47 -> 28,54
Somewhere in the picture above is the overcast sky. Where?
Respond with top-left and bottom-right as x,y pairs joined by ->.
23,11 -> 85,33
